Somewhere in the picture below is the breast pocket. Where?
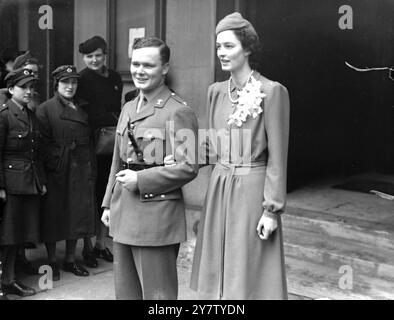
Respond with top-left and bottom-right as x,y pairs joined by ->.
6,130 -> 30,151
134,127 -> 165,164
116,123 -> 127,158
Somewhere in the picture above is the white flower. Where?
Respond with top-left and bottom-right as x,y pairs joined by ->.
228,76 -> 266,127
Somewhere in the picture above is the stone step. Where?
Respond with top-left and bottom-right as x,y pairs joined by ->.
282,207 -> 394,299
283,207 -> 394,251
285,256 -> 394,300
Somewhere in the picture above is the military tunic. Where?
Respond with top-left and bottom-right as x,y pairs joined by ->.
102,85 -> 199,246
0,99 -> 46,245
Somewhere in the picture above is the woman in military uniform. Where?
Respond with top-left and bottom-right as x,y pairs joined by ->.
0,68 -> 47,298
36,65 -> 97,280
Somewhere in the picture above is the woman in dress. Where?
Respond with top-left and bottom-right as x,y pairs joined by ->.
0,68 -> 47,298
36,65 -> 97,280
77,36 -> 123,267
190,12 -> 290,299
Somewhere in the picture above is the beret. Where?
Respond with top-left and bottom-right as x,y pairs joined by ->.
52,65 -> 79,81
13,51 -> 39,69
5,68 -> 37,87
215,12 -> 258,37
79,36 -> 107,54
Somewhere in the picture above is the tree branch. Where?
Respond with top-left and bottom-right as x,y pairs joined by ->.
345,61 -> 394,80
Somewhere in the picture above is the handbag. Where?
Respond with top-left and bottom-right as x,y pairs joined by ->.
94,113 -> 119,155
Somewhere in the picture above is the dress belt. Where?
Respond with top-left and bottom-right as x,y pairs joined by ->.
216,161 -> 267,176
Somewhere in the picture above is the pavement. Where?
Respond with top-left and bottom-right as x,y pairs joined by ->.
6,238 -> 201,300
12,172 -> 392,300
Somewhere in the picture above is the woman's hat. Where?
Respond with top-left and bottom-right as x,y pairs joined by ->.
215,12 -> 257,37
13,51 -> 39,69
52,65 -> 79,82
78,36 -> 107,54
5,68 -> 37,87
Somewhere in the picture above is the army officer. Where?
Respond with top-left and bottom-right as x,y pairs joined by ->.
101,37 -> 199,300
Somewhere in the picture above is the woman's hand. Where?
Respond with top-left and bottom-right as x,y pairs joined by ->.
101,208 -> 110,227
115,169 -> 138,191
256,213 -> 278,240
0,189 -> 6,202
163,154 -> 176,166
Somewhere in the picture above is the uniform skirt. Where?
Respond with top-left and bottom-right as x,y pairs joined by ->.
190,162 -> 288,300
0,194 -> 40,246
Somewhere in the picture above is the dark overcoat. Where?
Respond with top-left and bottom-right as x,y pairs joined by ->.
36,94 -> 97,242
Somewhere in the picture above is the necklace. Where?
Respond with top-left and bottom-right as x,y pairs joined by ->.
227,70 -> 254,104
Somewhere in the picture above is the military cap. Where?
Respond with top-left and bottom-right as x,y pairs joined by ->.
13,51 -> 39,69
215,12 -> 258,37
5,68 -> 37,87
78,36 -> 107,54
52,65 -> 79,81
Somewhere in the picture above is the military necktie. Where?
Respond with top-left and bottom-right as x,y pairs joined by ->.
136,94 -> 147,114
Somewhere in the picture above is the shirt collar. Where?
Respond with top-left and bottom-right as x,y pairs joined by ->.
142,83 -> 166,103
11,98 -> 26,111
57,93 -> 76,109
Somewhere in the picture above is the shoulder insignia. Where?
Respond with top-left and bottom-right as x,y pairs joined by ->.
170,93 -> 188,106
0,103 -> 8,112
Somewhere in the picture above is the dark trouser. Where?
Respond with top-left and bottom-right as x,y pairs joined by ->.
113,242 -> 180,300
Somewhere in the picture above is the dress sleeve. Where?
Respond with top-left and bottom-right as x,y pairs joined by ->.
262,83 -> 290,218
198,84 -> 215,167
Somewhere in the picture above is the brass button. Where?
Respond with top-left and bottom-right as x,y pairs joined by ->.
144,194 -> 149,198
160,194 -> 165,198
149,193 -> 154,198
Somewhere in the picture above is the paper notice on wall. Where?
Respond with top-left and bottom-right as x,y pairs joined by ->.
128,28 -> 145,58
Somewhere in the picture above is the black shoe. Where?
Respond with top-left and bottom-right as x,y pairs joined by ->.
63,262 -> 89,277
47,262 -> 60,281
15,257 -> 38,275
0,289 -> 8,300
82,251 -> 98,268
94,247 -> 113,262
2,280 -> 36,297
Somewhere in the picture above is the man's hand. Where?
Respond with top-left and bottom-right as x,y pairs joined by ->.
256,213 -> 278,240
0,189 -> 6,202
115,169 -> 138,191
101,208 -> 110,227
41,185 -> 47,196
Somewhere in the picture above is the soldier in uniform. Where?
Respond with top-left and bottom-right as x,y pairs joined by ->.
101,37 -> 199,300
0,68 -> 47,299
0,51 -> 41,112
